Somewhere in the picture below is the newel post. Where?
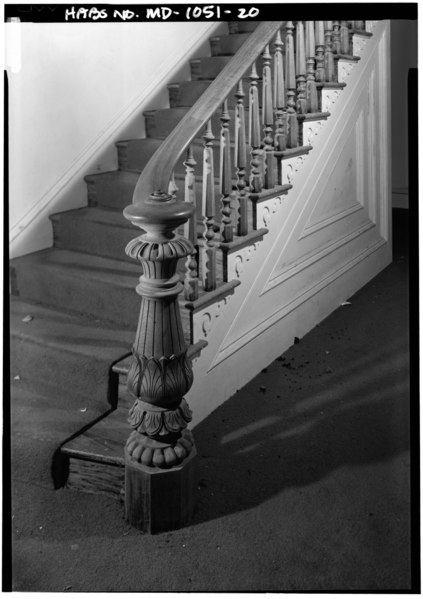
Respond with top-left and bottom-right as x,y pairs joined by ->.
123,191 -> 197,533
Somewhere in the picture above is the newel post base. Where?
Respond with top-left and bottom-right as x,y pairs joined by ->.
125,444 -> 197,534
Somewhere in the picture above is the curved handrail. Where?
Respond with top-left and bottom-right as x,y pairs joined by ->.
132,20 -> 285,204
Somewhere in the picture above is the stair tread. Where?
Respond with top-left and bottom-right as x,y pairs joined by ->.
61,402 -> 129,466
51,206 -> 133,228
11,298 -> 134,358
12,248 -> 141,289
85,169 -> 139,185
12,247 -> 200,314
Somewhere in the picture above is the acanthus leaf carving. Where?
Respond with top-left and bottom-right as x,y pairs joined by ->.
128,397 -> 193,437
127,351 -> 193,407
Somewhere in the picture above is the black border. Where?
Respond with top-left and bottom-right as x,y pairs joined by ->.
3,3 -> 419,22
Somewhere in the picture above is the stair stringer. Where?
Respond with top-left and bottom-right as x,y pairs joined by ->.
186,21 -> 391,428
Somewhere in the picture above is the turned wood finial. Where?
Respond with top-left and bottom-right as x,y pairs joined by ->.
285,21 -> 299,148
220,99 -> 233,243
340,20 -> 350,55
262,44 -> 275,189
333,21 -> 341,55
183,146 -> 199,301
202,119 -> 217,291
305,21 -> 318,113
273,29 -> 287,153
295,21 -> 307,114
315,21 -> 326,83
249,61 -> 263,193
235,79 -> 248,236
324,20 -> 336,82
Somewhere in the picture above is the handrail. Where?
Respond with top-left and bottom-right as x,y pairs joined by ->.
132,20 -> 285,204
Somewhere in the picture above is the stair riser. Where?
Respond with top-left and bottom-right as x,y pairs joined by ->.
190,55 -> 263,80
51,212 -> 198,268
118,138 -> 232,174
144,103 -> 317,142
85,163 -> 227,211
168,79 -> 264,109
116,139 -> 162,172
11,262 -> 141,330
145,109 -> 248,140
52,215 -> 135,262
209,33 -> 250,56
228,21 -> 259,34
86,174 -> 137,209
11,337 -> 115,412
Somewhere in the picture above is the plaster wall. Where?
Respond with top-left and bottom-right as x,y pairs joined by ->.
8,21 -> 224,258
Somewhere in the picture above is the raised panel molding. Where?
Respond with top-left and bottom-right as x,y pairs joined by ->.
208,234 -> 385,371
301,108 -> 365,238
184,21 -> 391,426
207,21 -> 390,370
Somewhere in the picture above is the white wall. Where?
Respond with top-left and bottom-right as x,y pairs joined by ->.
390,19 -> 417,209
8,21 -> 225,258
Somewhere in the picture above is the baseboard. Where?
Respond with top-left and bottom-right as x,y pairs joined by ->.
392,188 -> 409,209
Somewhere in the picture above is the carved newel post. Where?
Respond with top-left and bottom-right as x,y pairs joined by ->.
123,191 -> 197,533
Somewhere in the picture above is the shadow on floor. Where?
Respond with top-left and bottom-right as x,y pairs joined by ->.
191,336 -> 409,524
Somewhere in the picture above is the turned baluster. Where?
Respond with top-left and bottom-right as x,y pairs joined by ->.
295,21 -> 307,114
234,80 -> 248,236
183,146 -> 199,301
273,29 -> 287,156
249,61 -> 263,193
285,21 -> 299,148
333,21 -> 341,55
305,21 -> 318,113
123,192 -> 197,532
315,21 -> 325,83
324,21 -> 336,82
202,120 -> 217,291
219,100 -> 233,243
168,171 -> 178,196
340,20 -> 350,55
262,44 -> 276,189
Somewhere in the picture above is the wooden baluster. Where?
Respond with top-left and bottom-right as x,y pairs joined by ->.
273,29 -> 287,155
249,61 -> 263,193
219,100 -> 233,243
202,120 -> 217,291
295,21 -> 307,114
285,21 -> 298,148
315,21 -> 325,83
332,21 -> 341,55
340,20 -> 350,55
262,44 -> 276,188
305,21 -> 318,113
168,171 -> 178,196
183,146 -> 199,301
123,192 -> 197,532
235,80 -> 248,236
324,21 -> 336,82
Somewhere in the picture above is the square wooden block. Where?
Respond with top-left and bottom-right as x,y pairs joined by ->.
124,447 -> 197,534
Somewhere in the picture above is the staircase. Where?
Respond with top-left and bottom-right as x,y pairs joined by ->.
11,20 -> 391,506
